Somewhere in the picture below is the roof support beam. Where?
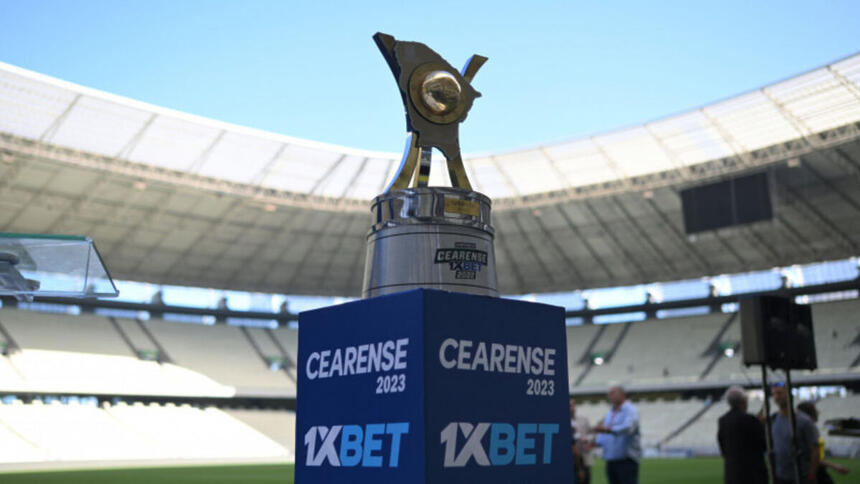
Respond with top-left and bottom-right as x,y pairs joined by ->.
531,210 -> 585,287
538,147 -> 571,185
39,94 -> 81,142
582,199 -> 647,280
345,230 -> 370,296
509,211 -> 558,287
711,230 -> 748,269
81,181 -> 150,239
309,154 -> 347,195
828,65 -> 860,104
0,153 -> 23,192
699,107 -> 755,170
774,214 -> 818,261
775,176 -> 857,252
643,197 -> 712,275
116,113 -> 158,159
2,133 -> 368,213
339,157 -> 369,199
159,197 -> 249,280
830,147 -> 860,179
611,195 -> 679,274
283,212 -> 342,290
249,143 -> 289,186
100,185 -> 187,260
492,216 -> 526,293
798,155 -> 860,218
489,155 -> 522,197
43,172 -> 116,233
591,137 -> 632,189
554,203 -> 615,280
741,224 -> 782,265
319,215 -> 362,288
257,209 -> 318,287
643,125 -> 692,178
0,169 -> 64,232
378,157 -> 398,194
125,194 -> 211,276
761,88 -> 816,145
211,206 -> 278,285
187,130 -> 226,173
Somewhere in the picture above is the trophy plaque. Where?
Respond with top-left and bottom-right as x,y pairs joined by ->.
362,32 -> 498,298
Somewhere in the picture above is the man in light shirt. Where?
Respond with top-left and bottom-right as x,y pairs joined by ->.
594,385 -> 641,484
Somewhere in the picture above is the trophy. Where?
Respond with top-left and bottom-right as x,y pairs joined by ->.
362,32 -> 498,298
297,35 -> 572,484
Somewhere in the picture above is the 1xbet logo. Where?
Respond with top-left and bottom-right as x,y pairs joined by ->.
440,422 -> 559,467
434,244 -> 487,280
303,422 -> 409,468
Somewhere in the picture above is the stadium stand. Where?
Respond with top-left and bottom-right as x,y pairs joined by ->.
575,391 -> 860,458
112,317 -> 160,358
2,55 -> 859,297
574,397 -> 712,450
272,327 -> 300,381
815,393 -> 860,458
0,399 -> 294,465
662,399 -> 722,454
0,308 -> 131,356
707,317 -> 747,382
224,408 -> 297,455
0,308 -> 299,397
1,50 -> 859,472
576,313 -> 734,387
568,297 -> 860,389
2,349 -> 233,396
143,318 -> 295,396
0,287 -> 858,467
812,300 -> 860,371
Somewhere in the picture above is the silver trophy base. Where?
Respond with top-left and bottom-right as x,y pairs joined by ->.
362,187 -> 498,298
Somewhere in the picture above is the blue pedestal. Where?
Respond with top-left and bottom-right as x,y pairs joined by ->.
295,289 -> 573,484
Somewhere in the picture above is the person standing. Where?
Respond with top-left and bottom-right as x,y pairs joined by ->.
796,401 -> 850,484
594,385 -> 640,484
771,383 -> 820,484
717,386 -> 768,484
570,396 -> 593,484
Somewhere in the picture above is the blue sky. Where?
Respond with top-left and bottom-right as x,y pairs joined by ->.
1,1 -> 859,154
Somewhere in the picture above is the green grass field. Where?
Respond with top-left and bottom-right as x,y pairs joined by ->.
0,458 -> 857,483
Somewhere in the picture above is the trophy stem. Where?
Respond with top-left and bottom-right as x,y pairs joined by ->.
413,147 -> 432,187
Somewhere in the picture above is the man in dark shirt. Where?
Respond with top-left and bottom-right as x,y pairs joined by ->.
717,386 -> 768,484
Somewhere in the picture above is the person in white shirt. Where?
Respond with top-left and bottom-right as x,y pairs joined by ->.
594,385 -> 641,484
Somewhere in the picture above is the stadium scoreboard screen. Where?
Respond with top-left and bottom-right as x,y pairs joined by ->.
295,289 -> 573,483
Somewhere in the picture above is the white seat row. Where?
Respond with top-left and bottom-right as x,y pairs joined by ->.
0,400 -> 294,464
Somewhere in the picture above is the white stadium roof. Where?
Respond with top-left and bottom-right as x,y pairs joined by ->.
1,54 -> 860,296
2,54 -> 859,205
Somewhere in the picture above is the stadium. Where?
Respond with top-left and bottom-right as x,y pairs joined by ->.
1,6 -> 860,484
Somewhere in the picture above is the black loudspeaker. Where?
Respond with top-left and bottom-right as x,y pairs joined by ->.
740,296 -> 817,370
